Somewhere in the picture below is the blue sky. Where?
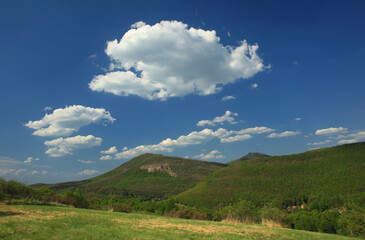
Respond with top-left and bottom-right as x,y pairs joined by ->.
1,0 -> 364,184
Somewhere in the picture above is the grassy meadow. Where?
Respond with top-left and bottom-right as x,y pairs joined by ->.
0,204 -> 361,240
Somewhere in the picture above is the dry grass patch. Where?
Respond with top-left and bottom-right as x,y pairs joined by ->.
0,205 -> 76,223
111,217 -> 289,239
261,219 -> 284,228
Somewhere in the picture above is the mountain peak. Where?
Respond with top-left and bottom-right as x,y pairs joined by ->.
227,152 -> 269,165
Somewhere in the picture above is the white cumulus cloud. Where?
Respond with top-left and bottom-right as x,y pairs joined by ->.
197,111 -> 239,127
315,127 -> 347,136
89,20 -> 268,100
251,83 -> 258,89
25,105 -> 115,137
267,131 -> 300,138
44,135 -> 102,157
195,150 -> 225,160
100,146 -> 117,155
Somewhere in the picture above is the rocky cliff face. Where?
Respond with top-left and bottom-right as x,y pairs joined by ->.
140,163 -> 177,177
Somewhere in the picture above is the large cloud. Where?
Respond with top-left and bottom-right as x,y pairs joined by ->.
25,105 -> 115,137
89,21 -> 268,100
44,135 -> 102,157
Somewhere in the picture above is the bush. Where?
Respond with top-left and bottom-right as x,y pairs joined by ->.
318,210 -> 340,234
220,200 -> 258,223
289,210 -> 319,232
259,205 -> 288,226
338,209 -> 365,237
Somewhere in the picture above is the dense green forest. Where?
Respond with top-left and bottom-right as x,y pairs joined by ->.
1,142 -> 364,238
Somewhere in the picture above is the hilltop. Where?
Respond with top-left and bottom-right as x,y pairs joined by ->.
177,142 -> 365,209
32,153 -> 226,198
227,152 -> 270,165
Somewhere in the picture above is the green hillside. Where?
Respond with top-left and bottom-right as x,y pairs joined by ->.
227,152 -> 270,165
177,142 -> 365,209
33,153 -> 227,198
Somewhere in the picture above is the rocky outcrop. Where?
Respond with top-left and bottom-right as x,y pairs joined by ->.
140,163 -> 177,177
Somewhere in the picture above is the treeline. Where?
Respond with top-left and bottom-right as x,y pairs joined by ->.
0,178 -> 88,208
0,177 -> 207,219
209,197 -> 365,238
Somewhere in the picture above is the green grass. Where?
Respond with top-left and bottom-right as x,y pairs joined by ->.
0,204 -> 360,240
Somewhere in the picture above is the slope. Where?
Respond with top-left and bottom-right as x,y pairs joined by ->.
176,142 -> 365,209
227,152 -> 270,165
33,153 -> 227,198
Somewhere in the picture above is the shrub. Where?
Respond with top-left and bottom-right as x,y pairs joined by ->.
259,205 -> 288,226
338,209 -> 365,237
220,200 -> 258,223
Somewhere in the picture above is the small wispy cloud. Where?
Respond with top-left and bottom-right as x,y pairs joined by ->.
337,131 -> 365,144
78,169 -> 100,176
295,118 -> 301,121
78,160 -> 96,164
221,95 -> 236,102
100,155 -> 113,160
267,131 -> 300,138
194,150 -> 225,160
251,83 -> 258,89
307,140 -> 332,146
88,54 -> 97,59
44,106 -> 52,111
24,157 -> 39,164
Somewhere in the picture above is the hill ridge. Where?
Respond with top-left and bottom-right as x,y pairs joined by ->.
33,153 -> 227,198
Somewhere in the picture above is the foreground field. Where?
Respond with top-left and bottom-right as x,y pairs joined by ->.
0,205 -> 361,240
